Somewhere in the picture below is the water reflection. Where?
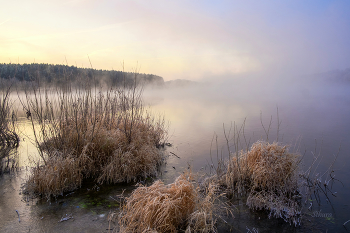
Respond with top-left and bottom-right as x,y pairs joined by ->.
16,118 -> 42,167
144,80 -> 350,231
1,79 -> 350,232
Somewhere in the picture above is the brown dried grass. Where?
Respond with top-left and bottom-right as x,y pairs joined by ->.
112,173 -> 221,233
26,152 -> 84,198
0,84 -> 19,175
225,141 -> 301,225
226,141 -> 299,191
25,117 -> 165,196
23,82 -> 167,197
185,182 -> 218,233
118,174 -> 197,233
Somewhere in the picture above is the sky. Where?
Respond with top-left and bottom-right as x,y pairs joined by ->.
1,0 -> 350,81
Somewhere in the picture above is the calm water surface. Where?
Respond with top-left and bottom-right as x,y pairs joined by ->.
1,77 -> 350,232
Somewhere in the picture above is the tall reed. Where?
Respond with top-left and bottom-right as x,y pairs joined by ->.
0,83 -> 19,175
21,70 -> 167,198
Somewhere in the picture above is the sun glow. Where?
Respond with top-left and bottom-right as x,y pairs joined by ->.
1,0 -> 350,80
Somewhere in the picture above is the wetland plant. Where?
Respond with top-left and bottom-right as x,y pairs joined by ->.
225,141 -> 301,225
0,84 -> 19,175
200,118 -> 341,227
110,173 -> 219,233
21,71 -> 167,198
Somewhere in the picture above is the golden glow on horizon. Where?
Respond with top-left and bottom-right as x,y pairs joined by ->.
0,1 -> 263,81
1,0 -> 349,80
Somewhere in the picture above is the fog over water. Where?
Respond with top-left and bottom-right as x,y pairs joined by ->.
1,0 -> 350,231
143,71 -> 350,231
1,69 -> 350,232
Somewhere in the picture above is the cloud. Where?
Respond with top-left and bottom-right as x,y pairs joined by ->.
1,0 -> 350,80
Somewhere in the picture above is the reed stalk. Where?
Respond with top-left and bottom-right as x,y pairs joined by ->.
21,69 -> 167,198
0,83 -> 19,175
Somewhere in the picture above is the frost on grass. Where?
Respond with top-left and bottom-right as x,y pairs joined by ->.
225,141 -> 301,225
112,174 -> 218,233
23,85 -> 167,198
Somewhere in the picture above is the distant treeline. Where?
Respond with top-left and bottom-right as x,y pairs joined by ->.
0,63 -> 164,88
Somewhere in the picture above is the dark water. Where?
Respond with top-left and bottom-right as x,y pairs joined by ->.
1,77 -> 350,232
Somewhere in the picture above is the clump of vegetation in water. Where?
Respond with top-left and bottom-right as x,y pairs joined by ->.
111,139 -> 326,232
106,112 -> 341,232
0,84 -> 19,175
109,173 -> 219,233
198,119 -> 340,227
22,70 -> 167,198
225,141 -> 301,224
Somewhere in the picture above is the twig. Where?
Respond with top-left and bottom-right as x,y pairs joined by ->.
223,122 -> 232,160
276,106 -> 281,142
260,111 -> 271,142
170,152 -> 180,158
344,219 -> 350,226
15,210 -> 20,222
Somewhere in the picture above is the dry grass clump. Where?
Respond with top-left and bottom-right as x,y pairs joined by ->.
118,174 -> 197,233
185,182 -> 219,233
111,173 -> 221,233
226,141 -> 299,192
22,77 -> 167,197
43,116 -> 164,183
225,141 -> 301,225
26,152 -> 84,198
25,114 -> 165,197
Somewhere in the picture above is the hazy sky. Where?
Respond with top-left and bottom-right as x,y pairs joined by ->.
1,0 -> 350,80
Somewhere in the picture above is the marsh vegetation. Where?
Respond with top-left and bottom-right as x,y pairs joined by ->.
0,65 -> 347,233
113,132 -> 339,232
0,84 -> 19,175
19,70 -> 167,198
